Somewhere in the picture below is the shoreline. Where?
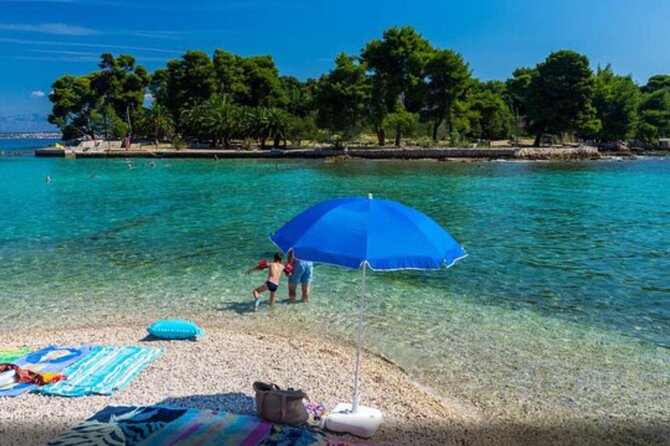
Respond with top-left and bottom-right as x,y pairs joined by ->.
34,145 -> 609,161
33,144 -> 670,162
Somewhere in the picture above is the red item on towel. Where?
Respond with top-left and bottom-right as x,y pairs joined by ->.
0,363 -> 67,386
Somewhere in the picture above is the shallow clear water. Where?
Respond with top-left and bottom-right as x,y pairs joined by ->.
1,146 -> 669,422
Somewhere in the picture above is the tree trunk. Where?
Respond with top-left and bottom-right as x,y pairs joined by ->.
273,135 -> 281,148
125,105 -> 132,150
533,129 -> 544,147
432,118 -> 442,141
395,124 -> 401,147
223,135 -> 230,149
376,127 -> 385,146
260,138 -> 266,150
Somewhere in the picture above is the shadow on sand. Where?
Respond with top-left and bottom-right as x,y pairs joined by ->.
156,392 -> 256,415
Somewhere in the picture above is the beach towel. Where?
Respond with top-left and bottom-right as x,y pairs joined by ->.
0,347 -> 30,363
37,346 -> 162,397
0,345 -> 92,397
47,405 -> 190,446
48,405 -> 376,446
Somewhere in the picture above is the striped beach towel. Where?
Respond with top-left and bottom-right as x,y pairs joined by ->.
0,345 -> 92,397
37,346 -> 162,397
142,409 -> 273,445
48,405 -> 376,446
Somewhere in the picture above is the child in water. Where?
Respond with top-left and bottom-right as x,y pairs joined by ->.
246,252 -> 286,309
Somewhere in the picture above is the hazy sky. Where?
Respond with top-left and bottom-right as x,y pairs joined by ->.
1,0 -> 669,131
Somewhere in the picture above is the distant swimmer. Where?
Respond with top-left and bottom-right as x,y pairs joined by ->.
127,163 -> 134,170
214,155 -> 219,161
45,175 -> 52,183
147,161 -> 156,168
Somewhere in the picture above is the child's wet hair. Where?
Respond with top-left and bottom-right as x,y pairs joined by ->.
273,252 -> 284,262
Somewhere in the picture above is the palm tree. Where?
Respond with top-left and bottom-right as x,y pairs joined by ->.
202,96 -> 240,148
246,107 -> 271,149
180,103 -> 208,144
266,108 -> 291,148
146,103 -> 175,146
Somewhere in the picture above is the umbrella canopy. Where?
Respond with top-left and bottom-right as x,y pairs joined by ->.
270,196 -> 467,270
269,194 -> 466,415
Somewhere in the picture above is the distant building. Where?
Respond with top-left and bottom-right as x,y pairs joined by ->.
658,138 -> 670,149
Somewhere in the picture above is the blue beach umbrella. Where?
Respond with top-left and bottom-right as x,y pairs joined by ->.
270,194 -> 467,417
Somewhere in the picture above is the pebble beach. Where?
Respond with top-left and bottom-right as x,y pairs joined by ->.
0,323 -> 470,446
1,319 -> 668,446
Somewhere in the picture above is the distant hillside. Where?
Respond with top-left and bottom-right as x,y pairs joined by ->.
0,114 -> 58,133
0,131 -> 61,139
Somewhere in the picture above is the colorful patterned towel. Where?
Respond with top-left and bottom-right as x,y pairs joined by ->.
38,346 -> 162,397
48,405 -> 375,446
0,347 -> 31,363
0,345 -> 92,397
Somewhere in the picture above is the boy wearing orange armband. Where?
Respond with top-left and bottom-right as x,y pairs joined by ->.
246,252 -> 285,309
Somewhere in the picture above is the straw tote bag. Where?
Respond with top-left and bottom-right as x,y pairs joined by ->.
253,381 -> 309,425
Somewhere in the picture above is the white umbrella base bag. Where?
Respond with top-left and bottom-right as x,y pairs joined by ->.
325,403 -> 383,438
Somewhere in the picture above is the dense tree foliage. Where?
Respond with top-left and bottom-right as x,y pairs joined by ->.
524,50 -> 599,146
315,53 -> 370,142
593,66 -> 640,141
464,81 -> 514,141
49,27 -> 670,148
361,27 -> 433,145
424,49 -> 470,141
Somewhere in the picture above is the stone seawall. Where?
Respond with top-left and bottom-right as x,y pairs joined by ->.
35,146 -> 600,160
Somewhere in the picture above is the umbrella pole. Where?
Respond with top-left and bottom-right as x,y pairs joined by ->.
352,262 -> 366,413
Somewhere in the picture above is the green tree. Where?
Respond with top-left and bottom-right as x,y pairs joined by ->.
281,75 -> 316,117
636,74 -> 670,144
142,102 -> 175,145
245,107 -> 270,149
48,74 -> 98,139
213,49 -> 248,101
240,56 -> 288,108
465,83 -> 514,141
423,49 -> 470,141
361,26 -> 433,145
637,89 -> 670,143
286,114 -> 320,146
265,108 -> 292,147
315,53 -> 370,142
90,53 -> 149,141
526,50 -> 598,146
91,103 -> 127,140
505,68 -> 534,143
592,65 -> 640,141
642,75 -> 670,94
160,51 -> 217,123
383,108 -> 418,146
203,96 -> 241,148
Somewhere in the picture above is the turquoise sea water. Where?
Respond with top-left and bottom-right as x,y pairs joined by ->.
1,140 -> 668,425
0,138 -> 59,154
